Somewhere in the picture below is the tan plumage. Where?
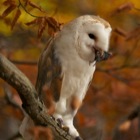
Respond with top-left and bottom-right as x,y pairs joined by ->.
36,38 -> 62,103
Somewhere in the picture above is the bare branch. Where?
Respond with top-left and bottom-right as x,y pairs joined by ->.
10,59 -> 37,65
0,53 -> 75,140
18,0 -> 43,18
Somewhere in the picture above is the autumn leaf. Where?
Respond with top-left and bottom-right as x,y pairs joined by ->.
3,0 -> 15,6
1,4 -> 17,18
46,17 -> 62,36
117,2 -> 134,12
3,18 -> 11,26
46,17 -> 60,31
47,26 -> 56,36
25,16 -> 62,37
111,2 -> 135,16
114,27 -> 127,37
22,0 -> 29,7
38,17 -> 47,38
11,9 -> 21,30
25,18 -> 38,26
126,27 -> 140,40
28,1 -> 45,12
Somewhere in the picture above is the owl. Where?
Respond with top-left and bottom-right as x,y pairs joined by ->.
36,15 -> 112,140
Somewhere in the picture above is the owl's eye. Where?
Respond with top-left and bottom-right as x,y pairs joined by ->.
88,33 -> 96,40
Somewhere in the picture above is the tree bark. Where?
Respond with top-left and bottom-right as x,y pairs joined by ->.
0,53 -> 75,140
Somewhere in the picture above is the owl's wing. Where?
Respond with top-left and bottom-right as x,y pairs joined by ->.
35,37 -> 62,102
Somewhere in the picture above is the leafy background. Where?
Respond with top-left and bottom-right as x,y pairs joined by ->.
0,0 -> 140,140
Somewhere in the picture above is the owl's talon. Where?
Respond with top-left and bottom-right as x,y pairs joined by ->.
57,118 -> 64,128
62,126 -> 69,133
56,118 -> 69,133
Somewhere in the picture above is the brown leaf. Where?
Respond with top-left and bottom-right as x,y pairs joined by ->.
47,26 -> 55,36
111,2 -> 135,16
117,2 -> 134,12
126,27 -> 140,40
38,17 -> 47,38
3,18 -> 11,25
1,4 -> 17,18
46,17 -> 60,30
114,27 -> 127,37
25,18 -> 38,26
22,0 -> 29,7
28,1 -> 45,12
46,17 -> 62,36
11,9 -> 21,30
3,0 -> 15,6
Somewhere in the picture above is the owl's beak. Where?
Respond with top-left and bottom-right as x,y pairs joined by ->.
93,46 -> 112,62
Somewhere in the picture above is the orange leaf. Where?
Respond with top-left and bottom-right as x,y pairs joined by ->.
38,17 -> 47,38
48,26 -> 55,36
25,18 -> 38,26
22,0 -> 29,6
114,28 -> 127,37
11,9 -> 21,30
28,1 -> 45,12
46,17 -> 62,36
3,0 -> 15,6
3,18 -> 11,25
46,17 -> 59,29
126,27 -> 140,40
117,2 -> 134,12
1,4 -> 17,18
111,2 -> 134,16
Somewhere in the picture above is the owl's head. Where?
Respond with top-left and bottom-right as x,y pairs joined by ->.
56,15 -> 112,63
61,15 -> 112,63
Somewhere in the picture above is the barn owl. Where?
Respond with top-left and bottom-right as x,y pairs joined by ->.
36,15 -> 112,139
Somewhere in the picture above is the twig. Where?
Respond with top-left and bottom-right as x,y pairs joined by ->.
10,59 -> 37,65
18,0 -> 43,18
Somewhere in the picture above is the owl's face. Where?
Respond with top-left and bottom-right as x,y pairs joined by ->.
73,15 -> 112,62
56,15 -> 111,64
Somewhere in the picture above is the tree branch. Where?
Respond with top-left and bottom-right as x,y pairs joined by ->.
10,59 -> 37,65
0,53 -> 75,140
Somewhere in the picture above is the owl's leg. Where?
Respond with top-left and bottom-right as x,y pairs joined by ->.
63,114 -> 78,134
53,98 -> 67,126
63,110 -> 83,140
62,96 -> 83,139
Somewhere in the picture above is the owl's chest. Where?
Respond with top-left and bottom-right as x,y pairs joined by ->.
61,58 -> 95,100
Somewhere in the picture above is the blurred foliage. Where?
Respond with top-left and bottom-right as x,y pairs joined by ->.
0,0 -> 140,140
